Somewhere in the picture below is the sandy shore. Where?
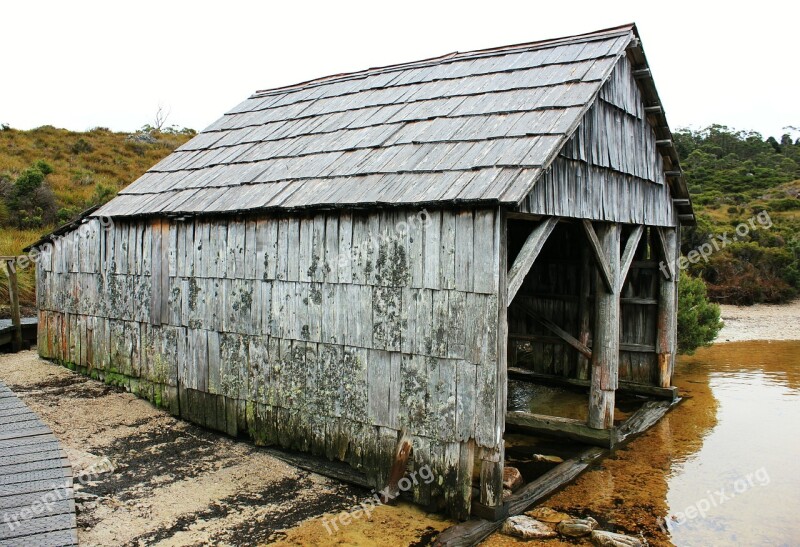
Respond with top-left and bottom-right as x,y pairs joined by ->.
716,299 -> 800,342
0,352 -> 449,546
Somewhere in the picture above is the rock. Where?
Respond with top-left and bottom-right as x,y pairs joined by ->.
557,517 -> 598,537
501,515 -> 558,540
591,530 -> 643,547
532,454 -> 564,464
503,466 -> 524,491
526,506 -> 571,523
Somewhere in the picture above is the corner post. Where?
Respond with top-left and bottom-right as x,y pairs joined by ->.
588,223 -> 620,429
656,227 -> 678,387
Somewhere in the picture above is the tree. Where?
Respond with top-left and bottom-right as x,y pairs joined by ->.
677,271 -> 723,354
5,160 -> 58,228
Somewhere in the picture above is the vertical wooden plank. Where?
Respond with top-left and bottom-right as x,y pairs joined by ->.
298,216 -> 313,283
656,227 -> 678,388
494,207 -> 508,449
439,210 -> 456,290
324,214 -> 339,284
244,218 -> 257,279
408,210 -> 425,288
312,213 -> 326,283
423,210 -> 441,289
276,218 -> 289,281
337,212 -> 353,284
472,209 -> 496,293
159,221 -> 171,324
455,210 -> 474,292
150,219 -> 162,325
286,217 -> 300,281
367,349 -> 391,427
588,222 -> 620,430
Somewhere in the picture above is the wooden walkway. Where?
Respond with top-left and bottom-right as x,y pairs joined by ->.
0,381 -> 77,546
0,318 -> 37,350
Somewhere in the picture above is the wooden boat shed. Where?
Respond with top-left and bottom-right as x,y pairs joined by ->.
29,24 -> 693,521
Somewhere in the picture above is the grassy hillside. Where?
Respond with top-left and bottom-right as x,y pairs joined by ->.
0,125 -> 194,312
676,126 -> 800,304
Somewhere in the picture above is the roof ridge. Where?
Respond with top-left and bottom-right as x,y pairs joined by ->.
252,24 -> 635,98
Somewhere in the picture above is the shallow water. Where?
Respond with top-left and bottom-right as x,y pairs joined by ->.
484,340 -> 800,547
666,341 -> 800,546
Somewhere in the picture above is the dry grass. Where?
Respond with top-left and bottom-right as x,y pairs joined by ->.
0,227 -> 45,312
0,125 -> 192,214
0,125 -> 193,310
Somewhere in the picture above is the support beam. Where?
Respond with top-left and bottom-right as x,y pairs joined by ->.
656,227 -> 678,388
4,260 -> 22,352
506,411 -> 614,448
581,220 -> 614,292
654,226 -> 675,280
619,225 -> 644,290
507,367 -> 679,401
478,447 -> 504,511
506,217 -> 558,305
588,223 -> 620,430
515,301 -> 591,359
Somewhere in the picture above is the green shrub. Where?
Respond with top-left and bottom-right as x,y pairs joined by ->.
678,271 -> 723,354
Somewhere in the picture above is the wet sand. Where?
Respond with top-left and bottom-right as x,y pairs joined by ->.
717,298 -> 800,342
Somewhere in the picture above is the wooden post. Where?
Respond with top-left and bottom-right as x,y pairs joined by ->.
656,227 -> 678,387
587,223 -> 620,430
5,259 -> 22,352
478,447 -> 505,517
576,246 -> 591,380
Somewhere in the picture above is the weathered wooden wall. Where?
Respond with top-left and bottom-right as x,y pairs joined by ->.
35,207 -> 506,519
517,55 -> 676,227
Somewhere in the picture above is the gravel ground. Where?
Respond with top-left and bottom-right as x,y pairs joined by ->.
716,299 -> 800,342
0,351 -> 391,546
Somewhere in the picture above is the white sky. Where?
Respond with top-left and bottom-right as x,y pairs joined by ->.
2,0 -> 798,139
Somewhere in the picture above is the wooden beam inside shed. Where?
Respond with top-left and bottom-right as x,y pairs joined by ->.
581,220 -> 614,293
506,217 -> 558,305
619,225 -> 643,289
506,411 -> 614,448
507,367 -> 679,401
515,301 -> 592,359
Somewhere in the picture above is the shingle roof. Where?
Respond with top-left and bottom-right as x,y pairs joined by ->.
97,25 -> 638,217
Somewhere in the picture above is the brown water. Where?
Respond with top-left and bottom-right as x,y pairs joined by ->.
665,341 -> 800,546
484,341 -> 800,547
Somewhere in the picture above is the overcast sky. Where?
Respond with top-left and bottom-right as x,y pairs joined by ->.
3,1 -> 798,139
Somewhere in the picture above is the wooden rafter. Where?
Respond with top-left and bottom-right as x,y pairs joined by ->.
581,220 -> 614,292
619,225 -> 644,290
506,216 -> 558,305
655,227 -> 675,279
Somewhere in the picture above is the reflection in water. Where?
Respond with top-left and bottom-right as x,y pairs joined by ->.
484,341 -> 799,547
667,341 -> 800,546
